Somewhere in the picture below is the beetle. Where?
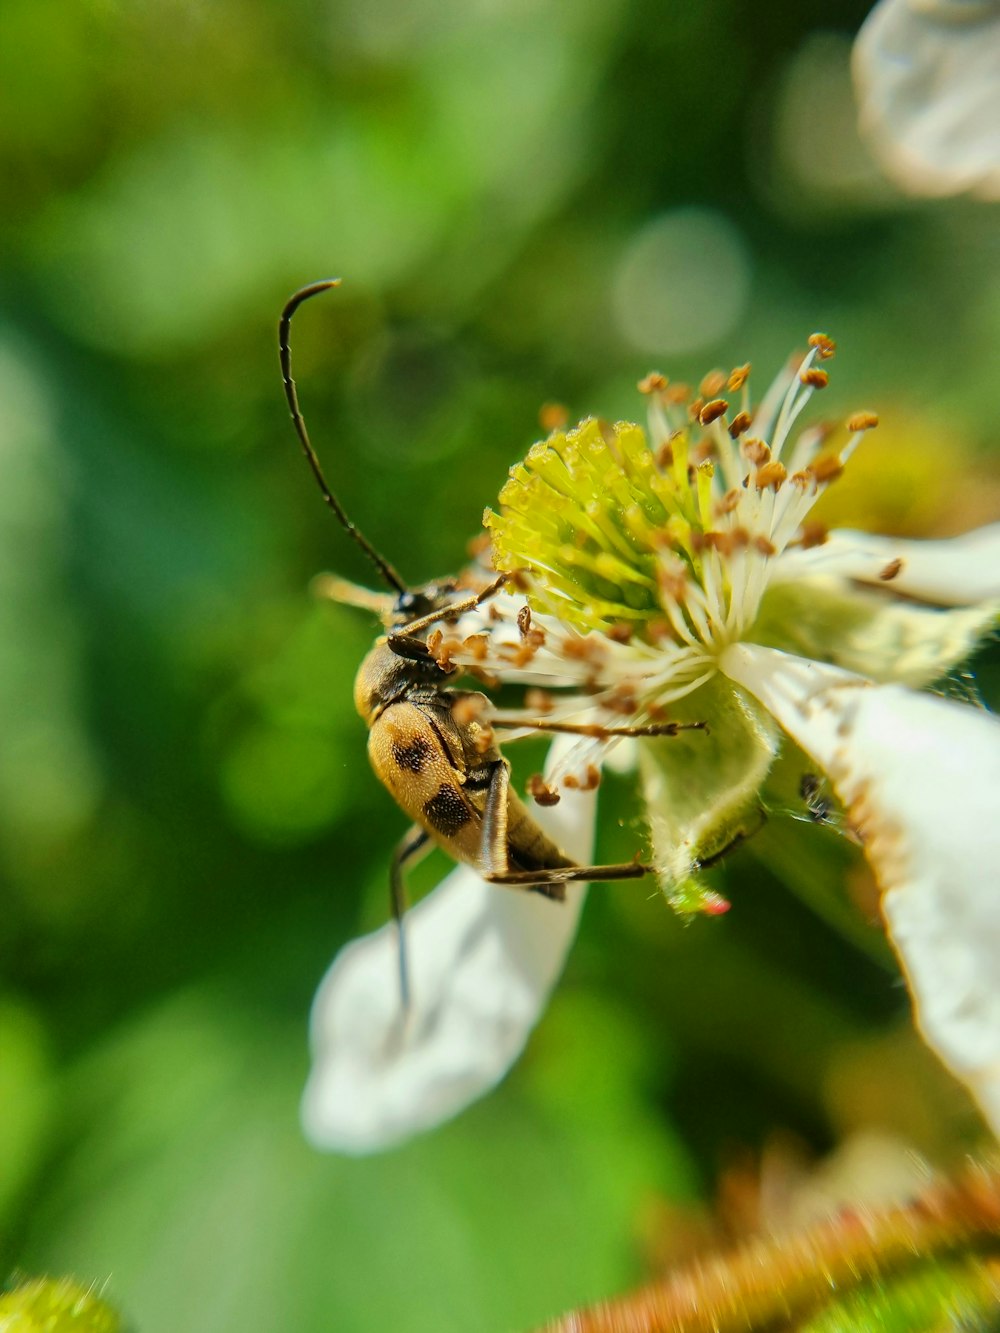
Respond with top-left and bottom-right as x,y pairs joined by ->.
278,280 -> 703,1000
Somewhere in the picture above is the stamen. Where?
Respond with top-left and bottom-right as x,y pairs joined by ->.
699,398 -> 729,426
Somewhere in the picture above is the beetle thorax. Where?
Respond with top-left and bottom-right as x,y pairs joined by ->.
353,641 -> 453,723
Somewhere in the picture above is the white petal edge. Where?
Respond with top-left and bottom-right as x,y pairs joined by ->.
853,0 -> 1000,200
301,735 -> 596,1154
721,641 -> 1000,1134
772,523 -> 1000,606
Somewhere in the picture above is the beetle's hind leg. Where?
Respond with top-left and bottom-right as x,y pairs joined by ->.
478,759 -> 652,896
390,824 -> 431,1009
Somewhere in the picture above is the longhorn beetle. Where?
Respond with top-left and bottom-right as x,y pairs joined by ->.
278,280 -> 705,1003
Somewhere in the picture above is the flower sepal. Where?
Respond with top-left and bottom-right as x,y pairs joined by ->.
638,676 -> 779,907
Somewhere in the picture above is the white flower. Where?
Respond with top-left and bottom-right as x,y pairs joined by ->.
853,0 -> 1000,200
303,339 -> 1000,1154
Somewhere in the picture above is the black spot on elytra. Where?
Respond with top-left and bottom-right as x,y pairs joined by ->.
423,783 -> 471,837
392,735 -> 432,773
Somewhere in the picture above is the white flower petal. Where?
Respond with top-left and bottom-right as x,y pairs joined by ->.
301,736 -> 596,1154
722,641 -> 1000,1134
772,524 -> 1000,606
853,0 -> 1000,200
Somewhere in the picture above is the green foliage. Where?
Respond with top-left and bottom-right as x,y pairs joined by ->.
0,0 -> 997,1328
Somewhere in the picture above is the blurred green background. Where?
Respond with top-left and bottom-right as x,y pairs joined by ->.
1,1 -> 998,1329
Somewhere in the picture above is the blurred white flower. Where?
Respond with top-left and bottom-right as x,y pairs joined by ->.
853,0 -> 1000,199
304,339 -> 1000,1154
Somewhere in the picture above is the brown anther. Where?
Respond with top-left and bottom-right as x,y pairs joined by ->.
658,567 -> 688,602
879,557 -> 904,581
687,397 -> 705,422
561,636 -> 607,664
488,603 -> 504,621
790,470 -> 812,490
808,454 -> 844,485
427,629 -> 443,656
466,533 -> 492,559
847,411 -> 880,432
807,333 -> 837,360
461,633 -> 490,662
539,402 -> 569,433
565,764 -> 601,792
527,774 -> 561,807
508,569 -> 532,592
517,605 -> 532,638
606,622 -> 633,644
700,529 -> 748,558
691,437 -> 715,463
655,441 -> 674,469
714,488 -> 742,517
466,666 -> 501,689
647,618 -> 673,643
525,688 -> 555,715
699,369 -> 727,398
699,398 -> 729,426
606,683 -> 639,715
728,410 -> 752,438
473,724 -> 495,755
742,437 -> 771,465
798,520 -> 828,549
753,535 -> 777,557
638,372 -> 668,395
451,695 -> 487,726
800,367 -> 830,389
755,460 -> 787,491
434,636 -> 463,670
727,363 -> 751,391
665,382 -> 690,406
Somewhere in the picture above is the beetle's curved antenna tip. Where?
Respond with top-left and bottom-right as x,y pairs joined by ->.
278,277 -> 408,596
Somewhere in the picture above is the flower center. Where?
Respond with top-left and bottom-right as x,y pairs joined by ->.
486,337 -> 877,687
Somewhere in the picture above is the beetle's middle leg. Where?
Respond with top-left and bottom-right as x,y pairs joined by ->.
390,824 -> 431,1009
478,759 -> 651,896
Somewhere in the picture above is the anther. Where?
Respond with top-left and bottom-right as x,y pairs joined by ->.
755,460 -> 787,491
700,370 -> 727,398
606,623 -> 634,644
807,333 -> 837,360
728,410 -> 752,438
527,774 -> 561,807
742,437 -> 771,466
638,372 -> 668,395
753,535 -> 777,557
727,363 -> 751,391
798,520 -> 828,549
461,633 -> 490,662
879,558 -> 904,581
714,489 -> 742,517
451,695 -> 487,726
517,605 -> 532,638
525,688 -> 555,714
665,383 -> 691,405
539,402 -> 569,433
699,398 -> 729,426
808,454 -> 844,484
847,411 -> 879,432
800,367 -> 830,389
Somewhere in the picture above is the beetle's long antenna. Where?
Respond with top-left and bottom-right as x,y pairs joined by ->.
279,280 -> 407,595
